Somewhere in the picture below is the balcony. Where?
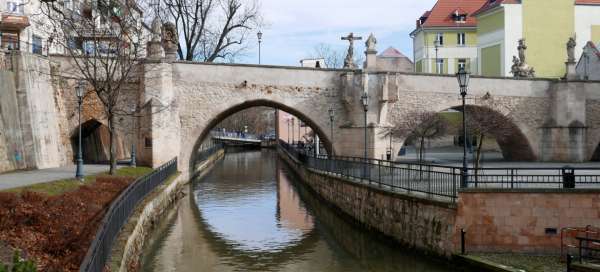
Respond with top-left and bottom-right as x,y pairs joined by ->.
0,12 -> 30,31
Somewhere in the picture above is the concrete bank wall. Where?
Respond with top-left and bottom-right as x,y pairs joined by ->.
278,149 -> 458,256
456,190 -> 600,254
109,149 -> 225,271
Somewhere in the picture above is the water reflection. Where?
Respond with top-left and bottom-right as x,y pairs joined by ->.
141,150 -> 453,272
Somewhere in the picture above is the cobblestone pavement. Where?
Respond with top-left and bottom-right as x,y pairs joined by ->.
470,253 -> 564,272
0,165 -> 111,190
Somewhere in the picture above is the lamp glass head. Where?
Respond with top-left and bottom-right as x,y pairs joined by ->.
456,67 -> 470,89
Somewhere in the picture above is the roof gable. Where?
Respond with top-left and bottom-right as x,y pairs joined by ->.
378,47 -> 409,58
419,0 -> 488,28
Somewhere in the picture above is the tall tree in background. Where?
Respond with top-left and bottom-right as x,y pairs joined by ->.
308,43 -> 365,68
465,106 -> 513,177
387,111 -> 448,163
157,0 -> 261,61
41,0 -> 147,174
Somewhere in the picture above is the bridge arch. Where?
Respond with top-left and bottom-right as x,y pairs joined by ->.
186,99 -> 336,176
394,104 -> 536,161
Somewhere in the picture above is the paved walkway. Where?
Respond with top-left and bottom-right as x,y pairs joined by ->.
0,165 -> 111,190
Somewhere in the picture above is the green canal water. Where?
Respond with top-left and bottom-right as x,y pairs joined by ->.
140,150 -> 454,272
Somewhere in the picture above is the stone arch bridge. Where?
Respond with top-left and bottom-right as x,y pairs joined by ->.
137,61 -> 600,177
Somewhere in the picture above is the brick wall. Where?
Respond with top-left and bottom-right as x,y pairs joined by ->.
456,190 -> 600,254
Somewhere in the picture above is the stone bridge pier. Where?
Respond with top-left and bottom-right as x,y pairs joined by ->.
138,58 -> 600,177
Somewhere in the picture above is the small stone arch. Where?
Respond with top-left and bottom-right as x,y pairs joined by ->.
186,99 -> 335,177
70,118 -> 130,163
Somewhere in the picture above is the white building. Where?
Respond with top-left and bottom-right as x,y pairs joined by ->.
576,41 -> 600,80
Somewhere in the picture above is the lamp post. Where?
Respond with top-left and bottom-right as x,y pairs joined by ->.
287,117 -> 291,143
387,131 -> 392,161
130,105 -> 137,167
75,80 -> 85,181
328,107 -> 334,156
361,92 -> 369,179
456,67 -> 470,188
292,117 -> 296,145
257,31 -> 263,64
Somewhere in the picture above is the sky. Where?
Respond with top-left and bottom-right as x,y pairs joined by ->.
237,0 -> 438,66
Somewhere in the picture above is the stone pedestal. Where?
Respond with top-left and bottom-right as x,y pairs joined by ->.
364,49 -> 378,72
146,41 -> 164,61
565,61 -> 577,80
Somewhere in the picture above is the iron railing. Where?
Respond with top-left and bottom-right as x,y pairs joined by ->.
280,140 -> 459,202
79,158 -> 178,272
279,140 -> 600,202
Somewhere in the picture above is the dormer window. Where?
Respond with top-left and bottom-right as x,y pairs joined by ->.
452,9 -> 468,23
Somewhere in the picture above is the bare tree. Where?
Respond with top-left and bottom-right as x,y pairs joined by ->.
464,106 -> 513,175
156,0 -> 261,61
387,111 -> 448,163
308,43 -> 365,69
41,0 -> 147,174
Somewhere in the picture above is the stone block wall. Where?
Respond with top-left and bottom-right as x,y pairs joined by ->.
279,148 -> 458,256
456,190 -> 600,254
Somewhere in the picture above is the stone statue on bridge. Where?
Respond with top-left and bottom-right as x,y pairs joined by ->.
341,33 -> 362,69
511,39 -> 535,78
567,35 -> 577,63
162,22 -> 179,61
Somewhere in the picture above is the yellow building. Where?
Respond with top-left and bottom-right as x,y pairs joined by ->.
411,0 -> 488,74
474,0 -> 600,78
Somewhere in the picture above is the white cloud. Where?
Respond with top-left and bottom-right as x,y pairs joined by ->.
241,0 -> 437,65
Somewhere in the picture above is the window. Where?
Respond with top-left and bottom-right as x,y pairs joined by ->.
436,59 -> 444,74
457,33 -> 466,46
458,59 -> 467,71
6,1 -> 24,14
435,33 -> 444,46
32,35 -> 42,55
1,32 -> 20,50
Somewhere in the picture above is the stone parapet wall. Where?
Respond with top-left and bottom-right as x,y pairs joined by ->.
456,189 -> 600,254
279,148 -> 458,256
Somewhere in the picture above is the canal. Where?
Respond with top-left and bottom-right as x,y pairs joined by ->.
140,149 -> 453,271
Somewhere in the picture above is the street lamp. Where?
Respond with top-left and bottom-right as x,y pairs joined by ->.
291,118 -> 295,145
257,31 -> 263,64
387,131 -> 393,161
75,80 -> 85,181
287,117 -> 291,143
130,105 -> 137,167
457,67 -> 470,188
328,107 -> 334,156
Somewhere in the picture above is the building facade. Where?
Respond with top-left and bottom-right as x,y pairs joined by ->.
411,0 -> 486,75
474,0 -> 600,78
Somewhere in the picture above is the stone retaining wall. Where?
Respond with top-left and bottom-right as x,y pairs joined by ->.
278,148 -> 458,257
456,189 -> 600,254
109,149 -> 225,271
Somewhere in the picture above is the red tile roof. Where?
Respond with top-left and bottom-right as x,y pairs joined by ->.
419,0 -> 488,28
474,0 -> 600,17
576,0 -> 600,4
378,47 -> 409,58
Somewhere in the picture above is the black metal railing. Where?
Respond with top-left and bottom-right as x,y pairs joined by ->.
79,158 -> 178,272
279,140 -> 600,202
280,140 -> 459,202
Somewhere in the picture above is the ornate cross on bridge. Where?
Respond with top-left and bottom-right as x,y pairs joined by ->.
341,32 -> 362,69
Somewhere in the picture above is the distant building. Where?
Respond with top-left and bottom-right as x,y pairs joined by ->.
300,58 -> 326,68
375,47 -> 413,72
410,0 -> 485,75
576,41 -> 600,80
473,0 -> 600,78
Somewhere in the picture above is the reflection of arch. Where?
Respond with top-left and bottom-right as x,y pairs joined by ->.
188,99 -> 335,176
592,144 -> 600,161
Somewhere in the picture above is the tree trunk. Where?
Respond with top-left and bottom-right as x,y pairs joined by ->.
474,134 -> 484,183
109,114 -> 117,175
419,136 -> 425,163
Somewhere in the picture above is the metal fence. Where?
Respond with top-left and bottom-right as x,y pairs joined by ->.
280,140 -> 459,202
79,158 -> 178,272
279,140 -> 600,202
